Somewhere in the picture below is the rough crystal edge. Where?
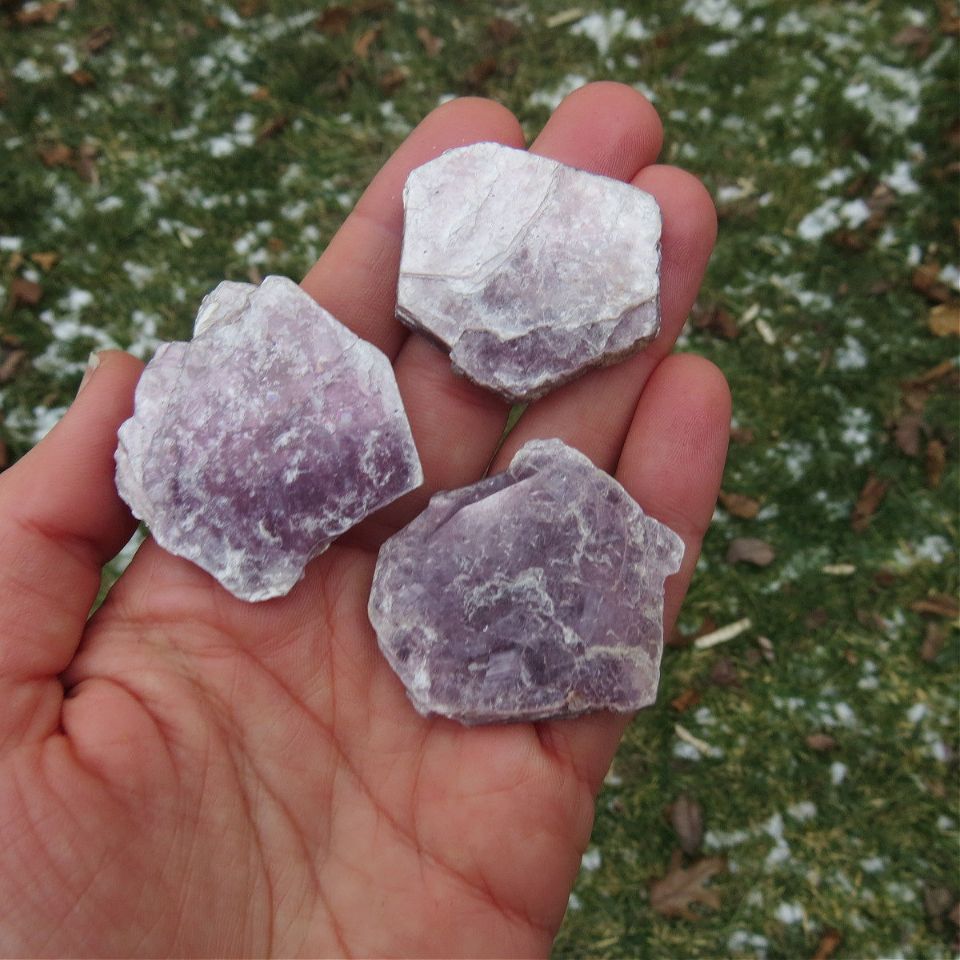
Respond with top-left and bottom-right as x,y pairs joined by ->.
395,142 -> 663,402
115,276 -> 424,603
369,438 -> 685,723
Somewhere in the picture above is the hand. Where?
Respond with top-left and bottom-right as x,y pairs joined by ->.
0,83 -> 728,957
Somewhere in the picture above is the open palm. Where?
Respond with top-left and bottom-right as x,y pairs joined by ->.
0,84 -> 728,958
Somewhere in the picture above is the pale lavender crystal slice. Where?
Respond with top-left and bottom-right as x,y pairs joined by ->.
116,275 -> 422,602
369,439 -> 684,724
397,142 -> 662,402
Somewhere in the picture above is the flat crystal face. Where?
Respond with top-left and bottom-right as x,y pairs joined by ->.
115,275 -> 423,602
369,439 -> 684,724
397,142 -> 662,402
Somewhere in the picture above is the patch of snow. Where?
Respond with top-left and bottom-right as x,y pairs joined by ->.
581,848 -> 602,871
906,702 -> 928,724
528,74 -> 589,111
797,199 -> 841,240
788,801 -> 817,822
683,0 -> 742,30
570,10 -> 648,55
835,335 -> 868,370
706,39 -> 736,56
776,11 -> 809,35
885,160 -> 921,195
775,902 -> 805,924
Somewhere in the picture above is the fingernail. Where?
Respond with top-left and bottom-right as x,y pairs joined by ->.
77,351 -> 101,396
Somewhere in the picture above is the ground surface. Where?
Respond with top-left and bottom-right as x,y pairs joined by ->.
1,1 -> 958,958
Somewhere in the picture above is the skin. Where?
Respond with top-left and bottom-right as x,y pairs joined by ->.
0,83 -> 729,958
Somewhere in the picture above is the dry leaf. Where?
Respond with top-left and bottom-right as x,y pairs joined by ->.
851,474 -> 889,532
924,885 -> 953,921
894,412 -> 924,456
316,6 -> 352,35
928,302 -> 960,337
650,851 -> 724,921
949,901 -> 960,926
378,66 -> 408,93
913,263 -> 952,303
415,25 -> 443,56
893,24 -> 933,56
85,24 -> 115,53
10,277 -> 42,307
806,732 -> 838,751
692,302 -> 739,339
670,688 -> 701,713
719,490 -> 760,519
940,0 -> 960,35
38,142 -> 74,167
903,358 -> 958,387
488,17 -> 520,42
708,657 -> 742,687
813,928 -> 842,960
730,426 -> 755,445
30,252 -> 59,271
14,0 -> 66,25
249,85 -> 270,101
353,26 -> 380,59
911,593 -> 960,618
0,349 -> 26,384
74,143 -> 98,184
726,537 -> 775,567
256,115 -> 288,142
920,622 -> 947,663
463,57 -> 499,89
926,439 -> 947,488
68,69 -> 96,87
670,794 -> 704,855
901,384 -> 930,414
805,607 -> 829,629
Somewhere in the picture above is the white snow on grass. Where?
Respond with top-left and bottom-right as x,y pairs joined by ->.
570,10 -> 648,55
580,848 -> 602,871
528,73 -> 589,111
683,0 -> 742,30
835,335 -> 869,371
844,58 -> 922,132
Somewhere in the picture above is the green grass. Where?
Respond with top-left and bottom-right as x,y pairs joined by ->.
1,1 -> 957,957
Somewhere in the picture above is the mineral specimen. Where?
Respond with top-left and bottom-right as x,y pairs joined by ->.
369,438 -> 684,724
397,142 -> 662,402
116,275 -> 422,602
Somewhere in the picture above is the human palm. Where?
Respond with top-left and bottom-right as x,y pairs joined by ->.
0,84 -> 728,958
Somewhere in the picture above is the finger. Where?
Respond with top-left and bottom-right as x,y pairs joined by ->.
301,97 -> 525,359
377,83 -> 666,535
491,165 -> 717,475
536,354 -> 731,791
0,351 -> 142,748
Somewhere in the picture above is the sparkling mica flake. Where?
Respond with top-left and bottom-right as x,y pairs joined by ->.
369,439 -> 684,724
397,142 -> 662,402
115,276 -> 422,602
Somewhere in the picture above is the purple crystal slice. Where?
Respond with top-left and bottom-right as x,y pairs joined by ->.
369,439 -> 684,724
397,142 -> 662,402
116,276 -> 422,602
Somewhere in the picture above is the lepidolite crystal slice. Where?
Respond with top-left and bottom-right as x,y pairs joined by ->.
369,439 -> 684,724
116,275 -> 422,602
397,142 -> 662,402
